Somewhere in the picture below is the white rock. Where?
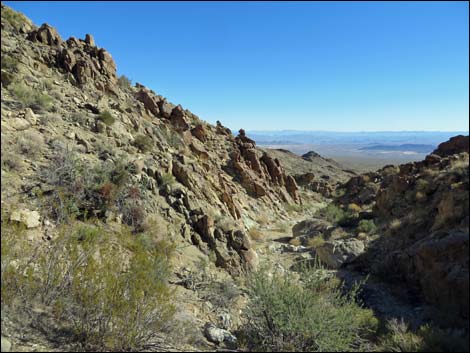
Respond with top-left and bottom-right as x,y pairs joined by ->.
1,336 -> 12,352
10,209 -> 41,228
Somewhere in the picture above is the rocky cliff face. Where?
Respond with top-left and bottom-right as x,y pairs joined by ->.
332,135 -> 469,326
0,3 -> 313,276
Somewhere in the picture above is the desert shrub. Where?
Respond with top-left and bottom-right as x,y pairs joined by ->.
307,235 -> 325,249
1,218 -> 176,351
1,55 -> 18,71
9,81 -> 53,112
159,172 -> 176,188
378,319 -> 469,352
321,203 -> 349,224
98,110 -> 115,126
42,147 -> 134,223
357,219 -> 377,235
133,134 -> 153,153
0,149 -> 24,172
117,75 -> 132,89
348,203 -> 362,213
17,130 -> 44,158
248,227 -> 263,241
240,265 -> 378,351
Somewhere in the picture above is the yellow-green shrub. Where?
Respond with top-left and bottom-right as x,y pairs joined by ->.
241,265 -> 378,352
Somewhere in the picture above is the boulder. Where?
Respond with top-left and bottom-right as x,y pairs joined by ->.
316,239 -> 365,269
292,218 -> 332,238
204,323 -> 237,347
10,209 -> 41,228
1,337 -> 11,352
191,124 -> 208,142
159,101 -> 174,119
28,23 -> 62,45
85,33 -> 95,46
135,88 -> 161,116
432,135 -> 469,157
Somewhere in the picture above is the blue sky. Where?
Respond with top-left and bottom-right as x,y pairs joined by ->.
6,1 -> 469,132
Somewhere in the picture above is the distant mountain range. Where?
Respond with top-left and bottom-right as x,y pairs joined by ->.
246,130 -> 469,146
359,144 -> 435,153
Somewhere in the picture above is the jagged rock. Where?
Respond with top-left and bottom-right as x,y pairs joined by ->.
285,175 -> 299,201
316,239 -> 365,269
433,135 -> 469,157
216,120 -> 231,135
10,209 -> 41,228
159,101 -> 174,119
28,23 -> 62,45
85,33 -> 95,46
170,105 -> 190,131
135,88 -> 161,116
191,124 -> 208,142
190,140 -> 209,161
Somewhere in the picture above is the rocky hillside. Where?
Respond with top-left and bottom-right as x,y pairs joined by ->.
0,4 -> 354,351
292,134 -> 469,328
0,3 -> 320,275
262,148 -> 356,197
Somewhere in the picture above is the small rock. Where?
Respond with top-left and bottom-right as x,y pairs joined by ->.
1,337 -> 11,352
204,323 -> 237,347
10,209 -> 41,228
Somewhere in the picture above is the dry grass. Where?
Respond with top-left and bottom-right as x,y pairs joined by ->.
307,235 -> 325,249
289,237 -> 302,246
248,227 -> 263,241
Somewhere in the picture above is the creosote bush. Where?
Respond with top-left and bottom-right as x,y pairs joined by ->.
1,216 -> 176,351
42,146 -> 140,225
133,134 -> 153,153
117,75 -> 132,89
240,265 -> 378,352
357,219 -> 378,235
98,110 -> 115,126
9,81 -> 53,112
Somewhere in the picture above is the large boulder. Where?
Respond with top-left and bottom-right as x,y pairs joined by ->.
432,135 -> 469,157
316,239 -> 365,269
28,23 -> 62,45
292,218 -> 332,238
10,209 -> 41,228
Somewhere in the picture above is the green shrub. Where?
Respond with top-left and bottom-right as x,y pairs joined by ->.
42,147 -> 132,223
319,203 -> 349,224
1,55 -> 18,71
357,219 -> 378,235
1,218 -> 176,351
118,75 -> 132,89
9,82 -> 53,112
133,134 -> 153,153
159,172 -> 176,189
241,265 -> 378,351
378,319 -> 469,352
98,110 -> 115,126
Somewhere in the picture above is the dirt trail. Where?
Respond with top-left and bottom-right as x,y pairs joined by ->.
252,219 -> 432,330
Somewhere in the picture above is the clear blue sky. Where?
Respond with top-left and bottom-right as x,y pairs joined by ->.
6,1 -> 469,132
